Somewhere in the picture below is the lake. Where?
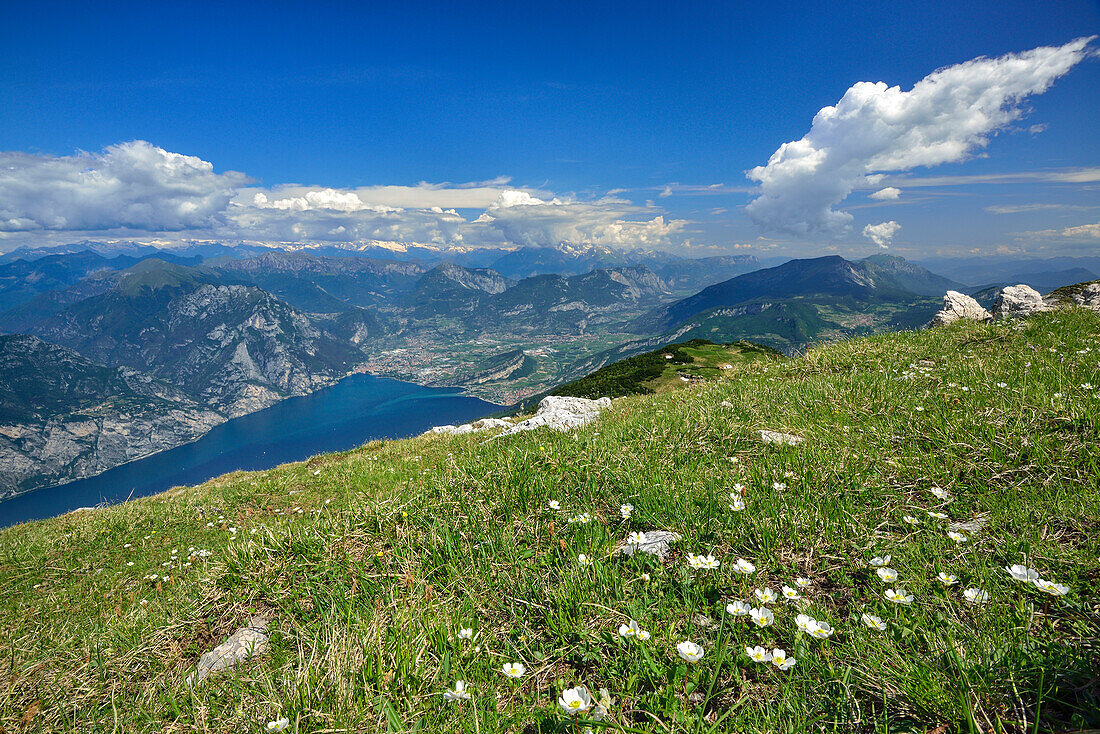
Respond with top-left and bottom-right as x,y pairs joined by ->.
0,374 -> 500,528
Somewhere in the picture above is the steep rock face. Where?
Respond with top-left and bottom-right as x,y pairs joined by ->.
993,284 -> 1046,320
0,335 -> 224,497
928,291 -> 991,327
4,262 -> 358,418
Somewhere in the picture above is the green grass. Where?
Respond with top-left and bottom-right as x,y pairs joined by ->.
543,339 -> 782,404
1,310 -> 1098,733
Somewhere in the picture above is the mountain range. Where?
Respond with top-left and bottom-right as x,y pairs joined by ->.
0,241 -> 1014,498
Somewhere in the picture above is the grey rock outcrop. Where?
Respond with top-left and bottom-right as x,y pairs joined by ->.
428,417 -> 514,435
1043,280 -> 1100,311
187,617 -> 270,685
993,284 -> 1046,320
494,396 -> 612,437
928,291 -> 991,327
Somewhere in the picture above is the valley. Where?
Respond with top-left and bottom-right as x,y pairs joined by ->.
3,240 -> 1097,500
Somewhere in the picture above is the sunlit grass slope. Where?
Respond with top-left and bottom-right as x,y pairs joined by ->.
1,310 -> 1098,733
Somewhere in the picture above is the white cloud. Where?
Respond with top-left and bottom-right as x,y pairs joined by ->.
869,187 -> 901,200
476,192 -> 686,248
984,203 -> 1088,214
0,141 -> 248,232
863,220 -> 900,248
1062,223 -> 1100,239
0,144 -> 688,251
744,37 -> 1095,236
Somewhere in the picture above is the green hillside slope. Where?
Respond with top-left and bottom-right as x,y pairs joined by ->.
1,310 -> 1098,733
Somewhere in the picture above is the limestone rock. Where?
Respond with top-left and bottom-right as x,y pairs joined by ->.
186,617 -> 270,685
493,396 -> 611,438
757,429 -> 804,446
1043,280 -> 1100,311
427,417 -> 513,436
617,530 -> 681,560
948,513 -> 989,534
928,291 -> 990,327
992,285 -> 1047,320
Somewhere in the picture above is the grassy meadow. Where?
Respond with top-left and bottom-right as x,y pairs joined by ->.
1,309 -> 1098,733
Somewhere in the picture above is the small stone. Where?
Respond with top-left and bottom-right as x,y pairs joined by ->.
948,513 -> 989,534
617,530 -> 681,560
757,430 -> 804,446
186,617 -> 270,685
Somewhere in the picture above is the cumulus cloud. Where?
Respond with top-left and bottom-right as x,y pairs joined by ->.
863,220 -> 900,248
0,143 -> 689,251
475,192 -> 686,248
1025,222 -> 1100,239
744,37 -> 1095,236
0,141 -> 248,232
869,187 -> 901,200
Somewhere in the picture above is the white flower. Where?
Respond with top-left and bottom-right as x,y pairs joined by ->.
869,555 -> 891,568
749,607 -> 775,627
676,640 -> 705,663
266,717 -> 290,732
876,567 -> 898,583
578,554 -> 593,567
734,558 -> 756,574
930,487 -> 950,499
754,587 -> 778,604
458,628 -> 473,640
861,613 -> 887,631
729,495 -> 746,511
781,585 -> 800,600
549,500 -> 561,511
771,648 -> 796,670
726,601 -> 751,617
903,515 -> 920,526
928,511 -> 949,520
996,382 -> 1008,388
1033,579 -> 1069,596
963,588 -> 989,604
746,645 -> 770,662
947,531 -> 968,543
620,503 -> 634,520
688,554 -> 720,570
1005,564 -> 1039,583
795,613 -> 816,633
936,572 -> 958,585
559,686 -> 592,715
568,513 -> 591,525
807,620 -> 833,639
444,681 -> 471,701
627,531 -> 647,546
731,483 -> 745,493
618,619 -> 643,638
884,588 -> 914,604
772,482 -> 787,490
640,573 -> 651,582
794,577 -> 812,589
502,662 -> 526,678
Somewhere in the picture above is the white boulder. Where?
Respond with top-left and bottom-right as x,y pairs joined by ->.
928,291 -> 990,327
993,285 -> 1047,320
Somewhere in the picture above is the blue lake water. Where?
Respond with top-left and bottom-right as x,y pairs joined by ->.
0,374 -> 500,528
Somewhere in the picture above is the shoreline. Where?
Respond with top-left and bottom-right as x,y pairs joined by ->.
0,373 -> 503,519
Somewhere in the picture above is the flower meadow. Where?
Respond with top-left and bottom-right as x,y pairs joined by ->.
1,310 -> 1098,733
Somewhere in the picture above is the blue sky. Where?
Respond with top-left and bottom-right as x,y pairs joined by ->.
1,0 -> 1098,259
